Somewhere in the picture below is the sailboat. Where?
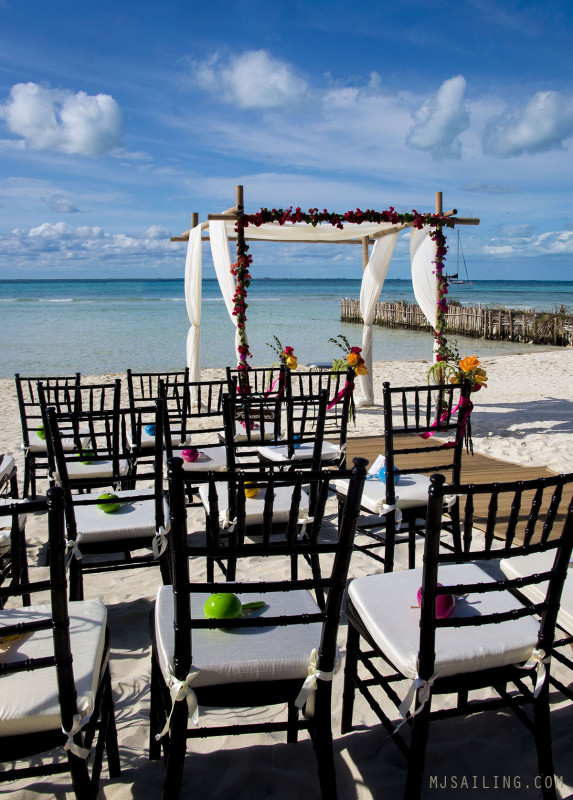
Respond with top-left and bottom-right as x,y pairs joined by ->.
446,230 -> 471,285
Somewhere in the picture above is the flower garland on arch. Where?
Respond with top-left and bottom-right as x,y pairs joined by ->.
230,206 -> 454,371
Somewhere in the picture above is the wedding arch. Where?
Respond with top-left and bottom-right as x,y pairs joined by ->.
172,186 -> 479,406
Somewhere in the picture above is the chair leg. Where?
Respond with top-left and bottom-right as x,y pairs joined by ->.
341,622 -> 359,734
408,519 -> 416,570
314,684 -> 338,800
287,700 -> 299,743
403,693 -> 432,800
161,699 -> 189,800
384,514 -> 395,574
533,682 -> 558,800
103,665 -> 121,778
149,651 -> 164,761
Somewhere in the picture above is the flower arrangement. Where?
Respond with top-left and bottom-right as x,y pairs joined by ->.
328,334 -> 368,375
266,336 -> 298,370
450,355 -> 488,391
427,342 -> 487,392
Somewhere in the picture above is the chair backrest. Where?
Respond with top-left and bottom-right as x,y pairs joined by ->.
0,455 -> 27,606
287,369 -> 353,467
46,400 -> 166,547
159,377 -> 228,454
165,456 -> 368,686
417,471 -> 573,684
225,365 -> 287,398
221,389 -> 330,472
14,373 -> 81,447
381,380 -> 472,505
126,368 -> 189,406
0,487 -> 85,739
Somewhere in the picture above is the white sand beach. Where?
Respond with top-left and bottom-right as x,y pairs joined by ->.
1,350 -> 573,799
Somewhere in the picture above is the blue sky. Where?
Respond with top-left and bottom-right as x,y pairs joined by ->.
0,0 -> 572,280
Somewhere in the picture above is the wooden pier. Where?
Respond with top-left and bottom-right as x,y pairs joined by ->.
340,298 -> 573,347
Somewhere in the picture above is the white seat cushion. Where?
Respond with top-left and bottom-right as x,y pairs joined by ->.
0,455 -> 16,483
167,447 -> 227,473
155,585 -> 322,688
348,563 -> 539,680
27,431 -> 90,454
0,499 -> 27,554
126,428 -> 176,451
333,472 -> 431,515
0,598 -> 107,736
218,421 -> 271,444
500,551 -> 573,635
197,483 -> 309,527
65,458 -> 129,481
258,441 -> 340,463
73,489 -> 170,544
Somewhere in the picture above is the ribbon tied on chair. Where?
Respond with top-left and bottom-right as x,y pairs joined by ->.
519,648 -> 550,698
157,667 -> 201,740
152,525 -> 168,559
395,672 -> 438,732
62,695 -> 94,759
418,396 -> 474,449
295,648 -> 340,718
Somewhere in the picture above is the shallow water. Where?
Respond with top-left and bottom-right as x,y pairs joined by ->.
1,278 -> 568,377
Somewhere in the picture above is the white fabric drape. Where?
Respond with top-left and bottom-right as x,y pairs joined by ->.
213,220 -> 401,242
410,225 -> 438,350
184,224 -> 202,381
208,221 -> 245,363
357,233 -> 400,406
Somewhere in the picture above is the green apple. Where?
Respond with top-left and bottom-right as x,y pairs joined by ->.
97,493 -> 121,513
36,425 -> 46,440
203,593 -> 243,620
81,450 -> 94,465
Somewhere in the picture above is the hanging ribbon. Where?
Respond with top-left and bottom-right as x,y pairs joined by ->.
395,672 -> 438,732
156,668 -> 200,740
518,648 -> 550,698
264,370 -> 286,399
294,648 -> 340,716
152,526 -> 168,559
65,533 -> 83,562
418,396 -> 473,449
327,377 -> 355,411
62,697 -> 94,759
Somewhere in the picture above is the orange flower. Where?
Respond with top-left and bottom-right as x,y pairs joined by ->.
459,355 -> 481,373
474,367 -> 488,386
347,352 -> 359,367
285,356 -> 298,370
355,363 -> 368,376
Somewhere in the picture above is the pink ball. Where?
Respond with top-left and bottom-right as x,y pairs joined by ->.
181,447 -> 199,463
417,584 -> 455,619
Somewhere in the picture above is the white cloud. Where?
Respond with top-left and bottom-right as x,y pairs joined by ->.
462,180 -> 522,195
0,82 -> 124,156
406,75 -> 470,159
483,91 -> 573,157
44,194 -> 80,213
483,229 -> 573,256
193,50 -> 308,109
0,222 -> 181,268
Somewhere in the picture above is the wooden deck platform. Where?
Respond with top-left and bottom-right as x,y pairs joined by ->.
343,434 -> 561,541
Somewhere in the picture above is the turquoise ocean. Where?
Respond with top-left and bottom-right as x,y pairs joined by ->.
1,279 -> 572,378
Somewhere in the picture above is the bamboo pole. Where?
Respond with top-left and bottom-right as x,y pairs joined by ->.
362,237 -> 369,271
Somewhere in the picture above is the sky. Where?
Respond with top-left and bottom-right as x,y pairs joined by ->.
0,0 -> 572,281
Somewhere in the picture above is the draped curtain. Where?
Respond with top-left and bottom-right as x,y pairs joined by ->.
357,233 -> 399,405
410,226 -> 438,357
184,224 -> 202,381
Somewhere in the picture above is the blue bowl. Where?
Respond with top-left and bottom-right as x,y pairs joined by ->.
379,466 -> 400,484
145,424 -> 156,436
